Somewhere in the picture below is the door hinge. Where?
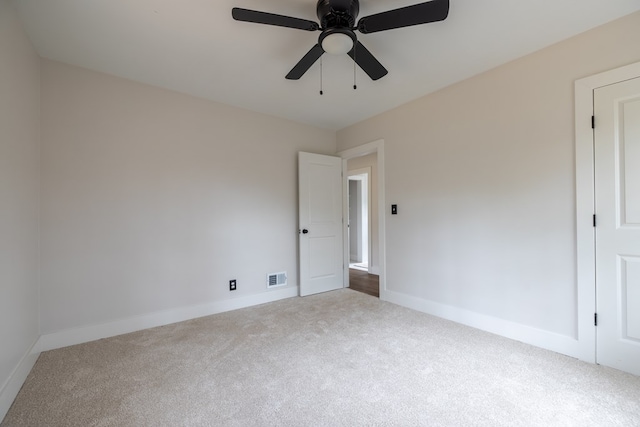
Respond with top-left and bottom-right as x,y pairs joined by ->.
594,313 -> 598,326
591,115 -> 595,129
593,214 -> 596,227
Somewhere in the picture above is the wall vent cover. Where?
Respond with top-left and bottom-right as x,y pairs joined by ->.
267,272 -> 287,288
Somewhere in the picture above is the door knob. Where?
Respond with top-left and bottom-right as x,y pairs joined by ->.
302,229 -> 309,234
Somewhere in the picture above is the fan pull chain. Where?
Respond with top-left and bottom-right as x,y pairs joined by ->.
353,44 -> 357,90
319,57 -> 323,95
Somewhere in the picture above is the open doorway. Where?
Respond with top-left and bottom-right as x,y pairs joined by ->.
348,169 -> 370,271
345,153 -> 380,298
348,167 -> 378,297
339,139 -> 386,299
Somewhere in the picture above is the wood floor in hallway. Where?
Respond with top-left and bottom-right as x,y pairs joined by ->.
348,268 -> 379,298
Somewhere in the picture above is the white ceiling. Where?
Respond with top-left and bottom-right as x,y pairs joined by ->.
12,0 -> 640,130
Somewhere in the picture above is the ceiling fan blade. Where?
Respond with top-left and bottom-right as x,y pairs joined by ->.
232,8 -> 319,31
357,0 -> 449,34
347,41 -> 388,81
286,44 -> 325,80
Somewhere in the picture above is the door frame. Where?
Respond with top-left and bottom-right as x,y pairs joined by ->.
575,60 -> 640,364
338,140 -> 386,299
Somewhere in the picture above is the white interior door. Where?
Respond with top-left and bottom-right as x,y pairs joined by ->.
298,152 -> 344,297
594,76 -> 640,376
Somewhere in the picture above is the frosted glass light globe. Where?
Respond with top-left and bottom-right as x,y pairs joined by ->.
321,32 -> 353,55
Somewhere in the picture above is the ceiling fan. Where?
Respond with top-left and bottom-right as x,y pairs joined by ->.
232,0 -> 449,81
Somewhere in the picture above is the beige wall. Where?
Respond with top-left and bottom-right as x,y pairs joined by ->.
0,0 -> 40,414
39,60 -> 336,333
337,12 -> 640,337
4,3 -> 640,407
347,153 -> 379,273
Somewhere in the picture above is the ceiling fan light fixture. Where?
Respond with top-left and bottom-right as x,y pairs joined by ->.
233,0 -> 450,80
321,32 -> 354,55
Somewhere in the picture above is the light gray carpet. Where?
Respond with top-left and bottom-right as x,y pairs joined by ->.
3,289 -> 640,426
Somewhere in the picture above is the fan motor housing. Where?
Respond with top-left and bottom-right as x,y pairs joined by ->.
316,0 -> 359,29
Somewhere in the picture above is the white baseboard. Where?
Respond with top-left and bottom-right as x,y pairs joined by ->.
0,339 -> 40,422
382,290 -> 583,360
37,287 -> 299,352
